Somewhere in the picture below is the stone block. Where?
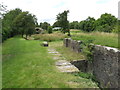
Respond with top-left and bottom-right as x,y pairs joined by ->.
42,41 -> 48,47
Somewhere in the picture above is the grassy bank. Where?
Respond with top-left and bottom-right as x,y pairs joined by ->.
71,30 -> 118,49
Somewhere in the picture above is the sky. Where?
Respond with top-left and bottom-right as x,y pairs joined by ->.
0,0 -> 119,25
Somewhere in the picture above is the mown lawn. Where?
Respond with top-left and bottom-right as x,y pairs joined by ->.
2,37 -> 71,88
2,37 -> 98,88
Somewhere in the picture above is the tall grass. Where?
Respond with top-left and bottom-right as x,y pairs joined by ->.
49,41 -> 85,61
33,33 -> 68,42
71,31 -> 118,49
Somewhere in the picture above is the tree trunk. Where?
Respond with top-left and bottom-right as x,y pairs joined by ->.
67,29 -> 71,36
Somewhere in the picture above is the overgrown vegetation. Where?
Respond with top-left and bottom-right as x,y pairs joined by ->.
73,72 -> 100,88
49,41 -> 85,61
33,33 -> 68,42
80,40 -> 94,62
71,31 -> 118,49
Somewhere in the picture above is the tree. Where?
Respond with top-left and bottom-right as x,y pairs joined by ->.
95,13 -> 117,32
40,22 -> 50,30
69,21 -> 79,29
79,17 -> 95,32
56,10 -> 70,35
2,8 -> 22,41
52,21 -> 60,28
112,20 -> 120,33
12,11 -> 36,38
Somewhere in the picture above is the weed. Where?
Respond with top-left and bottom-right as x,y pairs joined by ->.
80,40 -> 94,62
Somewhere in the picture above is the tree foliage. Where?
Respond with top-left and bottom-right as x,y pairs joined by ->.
40,22 -> 50,30
12,11 -> 36,38
2,8 -> 22,41
2,8 -> 37,41
95,13 -> 117,32
79,17 -> 95,32
52,21 -> 60,28
69,21 -> 79,29
56,10 -> 70,35
69,13 -> 117,33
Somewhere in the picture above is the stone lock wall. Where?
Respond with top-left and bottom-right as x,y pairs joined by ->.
63,38 -> 120,88
63,38 -> 82,53
93,45 -> 120,88
70,60 -> 93,73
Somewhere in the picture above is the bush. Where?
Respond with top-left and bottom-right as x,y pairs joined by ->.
47,26 -> 53,34
81,40 -> 94,62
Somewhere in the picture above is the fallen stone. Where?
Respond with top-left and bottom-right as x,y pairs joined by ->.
42,41 -> 48,47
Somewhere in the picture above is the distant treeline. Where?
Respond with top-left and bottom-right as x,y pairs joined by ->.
68,13 -> 119,33
39,12 -> 119,34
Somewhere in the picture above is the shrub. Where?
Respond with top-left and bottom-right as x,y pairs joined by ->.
47,26 -> 53,34
80,40 -> 94,62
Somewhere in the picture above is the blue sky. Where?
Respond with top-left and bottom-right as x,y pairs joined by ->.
0,0 -> 119,25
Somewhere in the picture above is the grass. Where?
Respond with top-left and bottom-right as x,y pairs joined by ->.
2,37 -> 98,88
70,29 -> 84,34
71,30 -> 118,49
72,72 -> 99,88
2,37 -> 70,88
32,32 -> 68,42
49,41 -> 85,61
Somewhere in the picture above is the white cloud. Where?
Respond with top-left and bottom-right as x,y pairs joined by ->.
0,0 -> 119,25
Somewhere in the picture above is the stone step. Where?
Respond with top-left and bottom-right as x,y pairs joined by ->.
56,60 -> 79,73
48,48 -> 79,73
55,60 -> 71,66
56,65 -> 79,73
